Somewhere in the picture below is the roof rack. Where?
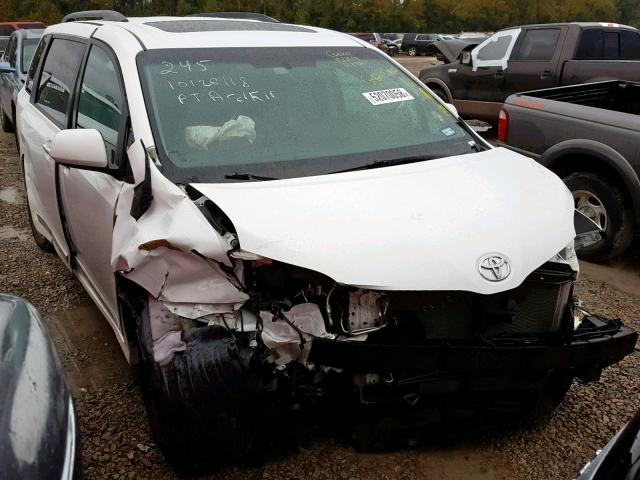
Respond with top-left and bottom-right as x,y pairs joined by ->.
62,10 -> 127,23
186,12 -> 279,23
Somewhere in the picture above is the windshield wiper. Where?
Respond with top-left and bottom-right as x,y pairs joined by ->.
224,173 -> 279,181
331,155 -> 436,174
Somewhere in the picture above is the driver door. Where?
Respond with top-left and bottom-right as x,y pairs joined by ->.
58,43 -> 129,334
455,29 -> 521,119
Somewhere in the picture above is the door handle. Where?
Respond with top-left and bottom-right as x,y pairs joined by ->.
541,70 -> 553,79
42,143 -> 51,155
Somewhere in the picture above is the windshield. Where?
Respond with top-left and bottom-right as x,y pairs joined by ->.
138,47 -> 477,183
21,38 -> 39,74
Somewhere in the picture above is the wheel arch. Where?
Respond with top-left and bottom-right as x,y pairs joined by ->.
422,77 -> 453,103
540,139 -> 640,226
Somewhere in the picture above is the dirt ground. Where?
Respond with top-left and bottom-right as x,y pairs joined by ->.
1,111 -> 639,480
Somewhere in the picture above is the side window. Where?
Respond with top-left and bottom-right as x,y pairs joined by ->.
415,34 -> 429,41
34,38 -> 85,126
472,28 -> 521,70
2,36 -> 13,62
0,26 -> 15,36
516,29 -> 561,61
76,45 -> 124,163
576,29 -> 603,59
8,36 -> 17,68
604,31 -> 619,58
620,31 -> 640,59
25,35 -> 48,93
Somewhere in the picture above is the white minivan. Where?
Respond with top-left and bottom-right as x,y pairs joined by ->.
17,10 -> 637,467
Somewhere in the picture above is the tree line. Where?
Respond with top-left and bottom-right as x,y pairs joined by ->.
0,0 -> 638,33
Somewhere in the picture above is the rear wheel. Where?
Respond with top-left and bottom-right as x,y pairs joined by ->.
407,46 -> 418,56
136,301 -> 265,470
22,157 -> 54,252
1,103 -> 14,133
563,172 -> 634,261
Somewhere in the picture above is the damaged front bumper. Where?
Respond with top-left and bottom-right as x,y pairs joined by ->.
308,314 -> 637,393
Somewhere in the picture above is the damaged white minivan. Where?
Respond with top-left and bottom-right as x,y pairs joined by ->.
17,11 -> 637,465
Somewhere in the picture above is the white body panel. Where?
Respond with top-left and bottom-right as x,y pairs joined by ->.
194,148 -> 575,294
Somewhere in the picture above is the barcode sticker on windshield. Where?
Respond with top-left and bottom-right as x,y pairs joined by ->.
363,88 -> 414,105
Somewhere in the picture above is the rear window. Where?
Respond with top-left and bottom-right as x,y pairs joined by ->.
576,29 -> 603,59
620,30 -> 640,59
517,29 -> 560,61
0,26 -> 15,36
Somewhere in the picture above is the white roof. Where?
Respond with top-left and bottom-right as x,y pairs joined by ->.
45,16 -> 365,50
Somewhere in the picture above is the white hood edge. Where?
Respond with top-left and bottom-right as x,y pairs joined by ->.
193,148 -> 575,295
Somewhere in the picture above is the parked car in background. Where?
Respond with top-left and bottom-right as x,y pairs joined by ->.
420,23 -> 640,121
349,32 -> 390,53
401,33 -> 444,56
186,12 -> 280,22
0,294 -> 79,479
0,21 -> 45,54
577,408 -> 640,479
0,28 -> 44,135
499,80 -> 640,261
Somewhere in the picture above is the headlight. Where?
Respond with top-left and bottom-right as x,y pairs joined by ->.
551,241 -> 579,273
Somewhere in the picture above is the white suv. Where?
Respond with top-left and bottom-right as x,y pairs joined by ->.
17,10 -> 637,467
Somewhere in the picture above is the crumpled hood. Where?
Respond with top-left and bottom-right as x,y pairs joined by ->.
192,148 -> 575,294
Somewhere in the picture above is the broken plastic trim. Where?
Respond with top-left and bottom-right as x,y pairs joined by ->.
130,140 -> 154,220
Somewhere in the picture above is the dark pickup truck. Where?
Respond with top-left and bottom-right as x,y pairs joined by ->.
419,22 -> 640,121
499,80 -> 639,260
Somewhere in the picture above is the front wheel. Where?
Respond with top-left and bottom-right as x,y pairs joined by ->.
136,300 -> 266,469
563,172 -> 634,261
22,157 -> 54,252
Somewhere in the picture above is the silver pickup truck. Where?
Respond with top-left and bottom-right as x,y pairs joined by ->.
499,80 -> 640,261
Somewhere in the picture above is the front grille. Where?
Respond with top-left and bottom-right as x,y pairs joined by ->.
363,265 -> 574,342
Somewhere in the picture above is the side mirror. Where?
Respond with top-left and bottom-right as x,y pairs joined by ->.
50,129 -> 108,168
0,61 -> 15,74
461,51 -> 472,66
444,102 -> 458,117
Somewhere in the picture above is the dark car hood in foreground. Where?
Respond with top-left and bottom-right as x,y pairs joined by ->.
0,294 -> 73,479
578,410 -> 640,479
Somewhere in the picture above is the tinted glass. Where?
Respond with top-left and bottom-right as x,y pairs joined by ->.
0,26 -> 15,36
77,45 -> 124,160
35,39 -> 85,126
477,36 -> 512,60
26,35 -> 47,92
415,34 -> 432,41
2,36 -> 13,62
517,29 -> 560,61
8,37 -> 16,67
604,31 -> 619,58
576,29 -> 603,59
138,47 -> 476,184
0,38 -> 7,53
620,30 -> 640,59
21,38 -> 39,73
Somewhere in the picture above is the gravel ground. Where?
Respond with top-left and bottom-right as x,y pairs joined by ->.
1,127 -> 639,480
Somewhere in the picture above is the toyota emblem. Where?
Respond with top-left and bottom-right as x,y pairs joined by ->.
478,254 -> 511,282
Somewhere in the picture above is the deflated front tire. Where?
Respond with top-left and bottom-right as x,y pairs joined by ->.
135,300 -> 266,469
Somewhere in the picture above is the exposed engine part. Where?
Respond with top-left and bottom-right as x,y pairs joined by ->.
328,289 -> 390,335
259,303 -> 334,365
